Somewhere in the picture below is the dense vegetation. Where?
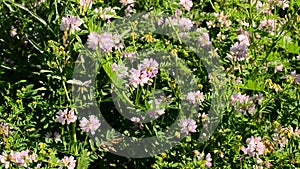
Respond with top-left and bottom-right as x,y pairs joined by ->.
0,0 -> 299,168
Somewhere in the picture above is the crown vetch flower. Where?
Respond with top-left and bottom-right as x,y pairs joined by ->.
165,17 -> 193,31
179,0 -> 193,11
186,91 -> 204,105
60,15 -> 83,33
56,109 -> 77,125
79,115 -> 101,135
259,18 -> 275,33
140,58 -> 159,78
80,0 -> 93,9
241,136 -> 265,157
274,65 -> 283,73
0,150 -> 36,168
178,118 -> 197,135
59,156 -> 76,169
0,151 -> 10,169
147,98 -> 166,119
130,117 -> 144,130
45,131 -> 61,142
129,68 -> 149,88
120,0 -> 135,6
111,62 -> 129,79
10,27 -> 17,37
95,7 -> 117,21
227,42 -> 248,61
129,58 -> 159,88
86,32 -> 123,52
198,31 -> 212,47
204,153 -> 212,167
0,123 -> 13,137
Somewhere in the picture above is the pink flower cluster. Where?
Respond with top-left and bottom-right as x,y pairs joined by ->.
241,136 -> 265,157
230,93 -> 263,115
275,0 -> 290,10
290,70 -> 300,84
209,12 -> 232,29
226,42 -> 248,62
237,28 -> 250,46
45,131 -> 61,142
79,115 -> 101,135
121,51 -> 136,62
147,97 -> 170,119
256,1 -> 272,14
10,27 -> 17,37
259,18 -> 275,34
130,117 -> 144,130
179,0 -> 193,11
120,0 -> 135,16
273,125 -> 300,148
178,118 -> 197,135
87,32 -> 123,52
186,91 -> 204,105
227,28 -> 250,61
204,153 -> 212,167
0,150 -> 36,169
111,62 -> 129,79
56,108 -> 77,125
197,29 -> 212,48
274,64 -> 284,73
164,17 -> 194,31
272,130 -> 288,148
257,0 -> 290,12
94,7 -> 117,21
60,15 -> 83,33
193,150 -> 212,167
120,0 -> 135,6
80,0 -> 93,9
59,156 -> 76,169
129,58 -> 159,88
0,122 -> 13,138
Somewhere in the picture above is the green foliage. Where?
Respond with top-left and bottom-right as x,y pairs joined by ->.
0,0 -> 299,168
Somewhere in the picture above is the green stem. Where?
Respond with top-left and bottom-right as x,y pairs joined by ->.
83,135 -> 89,148
63,81 -> 71,102
144,124 -> 153,136
62,126 -> 67,150
72,122 -> 78,155
135,86 -> 140,105
121,91 -> 135,107
167,17 -> 182,45
209,0 -> 218,12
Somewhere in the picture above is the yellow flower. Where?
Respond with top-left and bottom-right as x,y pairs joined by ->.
265,79 -> 273,88
161,152 -> 167,158
273,121 -> 280,128
183,50 -> 189,57
171,49 -> 177,56
272,83 -> 282,93
198,84 -> 203,90
131,32 -> 137,39
144,34 -> 153,42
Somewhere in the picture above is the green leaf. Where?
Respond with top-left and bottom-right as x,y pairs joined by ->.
3,1 -> 15,12
76,149 -> 91,169
7,1 -> 47,26
27,38 -> 44,53
36,87 -> 47,91
43,123 -> 48,129
237,79 -> 265,91
278,36 -> 300,54
101,61 -> 124,89
89,139 -> 96,151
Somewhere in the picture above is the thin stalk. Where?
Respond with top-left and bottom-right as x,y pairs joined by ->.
63,81 -> 71,103
72,122 -> 78,155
